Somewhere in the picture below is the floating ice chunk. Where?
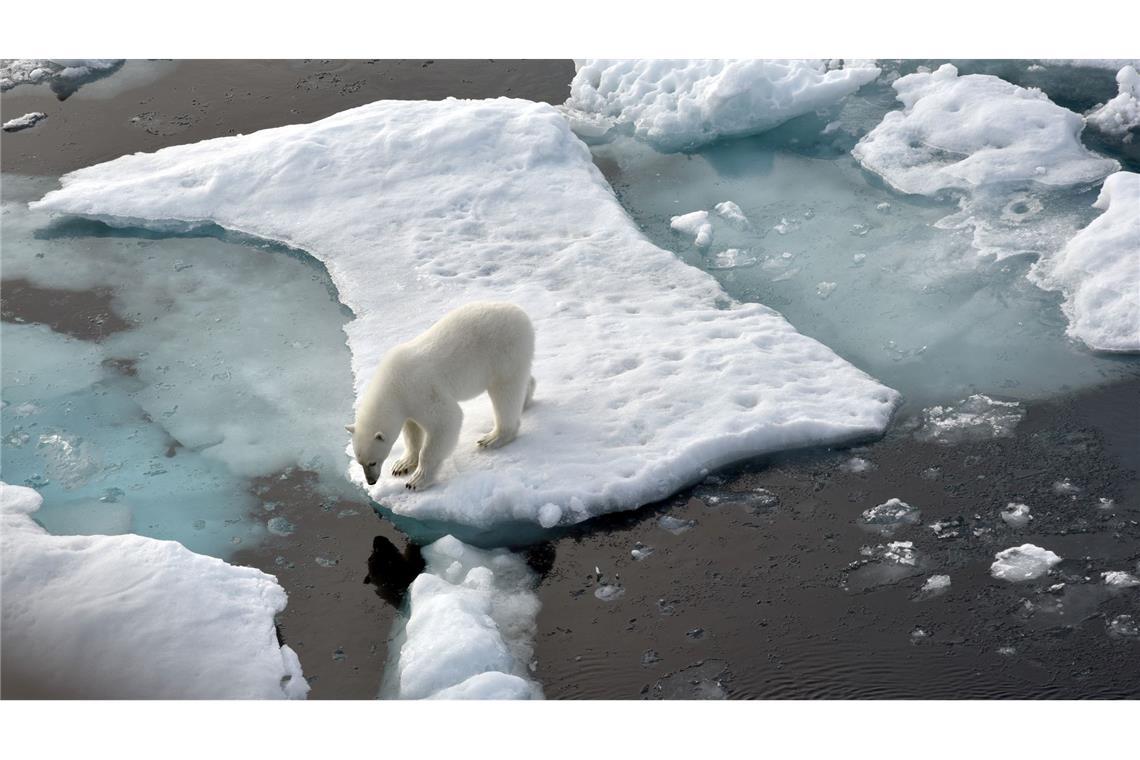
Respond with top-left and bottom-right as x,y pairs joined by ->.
990,544 -> 1062,582
0,482 -> 307,698
1027,172 -> 1140,352
773,217 -> 800,235
35,432 -> 101,491
859,498 -> 921,534
861,540 -> 918,566
1106,614 -> 1139,638
708,248 -> 757,270
915,394 -> 1025,444
595,584 -> 625,602
670,210 -> 714,248
714,201 -> 750,229
1039,59 -> 1140,71
1102,571 -> 1140,588
1052,478 -> 1082,496
386,535 -> 541,699
631,542 -> 655,561
929,516 -> 965,539
267,516 -> 295,536
0,59 -> 122,96
564,59 -> 880,151
1087,66 -> 1140,136
658,514 -> 696,535
816,281 -> 838,299
918,574 -> 951,597
853,64 -> 1118,195
33,98 -> 899,530
1000,502 -> 1033,528
2,112 -> 47,132
840,456 -> 875,473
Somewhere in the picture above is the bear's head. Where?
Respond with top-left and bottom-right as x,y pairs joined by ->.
346,424 -> 394,486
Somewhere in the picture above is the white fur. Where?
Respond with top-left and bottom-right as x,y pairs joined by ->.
349,302 -> 535,490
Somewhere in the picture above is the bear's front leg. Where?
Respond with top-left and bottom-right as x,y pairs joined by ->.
391,420 -> 424,477
405,401 -> 462,491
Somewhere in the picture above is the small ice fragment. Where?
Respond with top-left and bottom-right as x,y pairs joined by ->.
997,646 -> 1016,656
641,649 -> 662,666
920,575 -> 951,595
594,584 -> 625,602
841,456 -> 874,473
1106,614 -> 1139,638
990,544 -> 1061,582
920,467 -> 941,481
336,509 -> 359,518
1096,497 -> 1115,510
708,248 -> 758,270
2,112 -> 47,132
850,223 -> 870,236
658,515 -> 695,535
910,627 -> 929,642
267,517 -> 295,536
773,217 -> 799,235
686,627 -> 705,639
1102,571 -> 1140,588
816,281 -> 838,299
859,498 -> 921,534
713,201 -> 750,228
630,542 -> 655,561
332,647 -> 346,662
928,516 -> 965,539
1052,478 -> 1081,496
915,394 -> 1025,444
852,253 -> 867,266
670,210 -> 713,248
1000,502 -> 1032,528
538,503 -> 562,528
315,556 -> 338,568
875,202 -> 891,213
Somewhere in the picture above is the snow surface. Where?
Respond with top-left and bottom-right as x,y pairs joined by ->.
0,482 -> 307,698
1087,66 -> 1140,137
384,536 -> 541,699
990,544 -> 1062,582
853,64 -> 1118,196
0,59 -> 122,93
2,112 -> 46,132
32,97 -> 899,530
1028,171 -> 1140,352
564,59 -> 880,151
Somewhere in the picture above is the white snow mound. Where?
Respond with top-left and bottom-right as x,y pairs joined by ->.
990,543 -> 1062,582
31,97 -> 899,530
1029,171 -> 1140,352
853,64 -> 1118,196
1087,66 -> 1140,137
0,482 -> 307,699
387,535 -> 541,699
565,59 -> 880,151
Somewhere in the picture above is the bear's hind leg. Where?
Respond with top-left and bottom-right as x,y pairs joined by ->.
407,401 -> 462,491
391,420 -> 424,477
478,374 -> 529,449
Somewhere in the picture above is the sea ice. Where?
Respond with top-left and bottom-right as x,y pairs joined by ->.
1102,571 -> 1140,588
563,59 -> 880,151
1000,502 -> 1033,528
853,64 -> 1118,196
840,456 -> 875,473
1086,66 -> 1140,137
915,394 -> 1025,444
1027,171 -> 1140,352
658,514 -> 696,535
33,98 -> 899,531
1106,614 -> 1139,638
0,482 -> 307,698
384,535 -> 541,699
714,201 -> 750,229
2,112 -> 47,132
670,209 -> 714,248
630,541 -> 655,561
0,59 -> 122,95
990,544 -> 1062,582
859,498 -> 921,534
918,574 -> 951,597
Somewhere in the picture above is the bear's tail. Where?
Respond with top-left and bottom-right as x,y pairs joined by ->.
524,376 -> 536,410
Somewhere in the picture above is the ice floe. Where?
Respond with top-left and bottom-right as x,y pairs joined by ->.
853,64 -> 1117,196
914,394 -> 1025,444
32,98 -> 899,531
384,535 -> 541,699
2,112 -> 46,132
1087,66 -> 1140,137
564,59 -> 880,151
990,544 -> 1062,582
1027,171 -> 1140,352
0,482 -> 307,698
0,59 -> 122,95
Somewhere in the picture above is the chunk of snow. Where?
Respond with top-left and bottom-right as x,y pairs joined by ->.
990,544 -> 1062,582
2,112 -> 46,132
1027,172 -> 1140,352
1087,66 -> 1140,137
32,98 -> 899,530
385,535 -> 541,699
853,64 -> 1118,195
565,59 -> 880,151
0,482 -> 307,698
1000,502 -> 1033,528
840,456 -> 874,473
1102,571 -> 1140,588
922,574 -> 951,592
670,209 -> 714,248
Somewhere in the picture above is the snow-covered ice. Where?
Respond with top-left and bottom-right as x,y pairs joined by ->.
3,112 -> 46,132
1087,66 -> 1140,137
32,98 -> 899,531
383,535 -> 541,699
915,394 -> 1025,444
1000,502 -> 1033,528
564,59 -> 880,151
670,209 -> 714,248
1028,171 -> 1140,352
990,544 -> 1062,582
1102,571 -> 1140,588
0,59 -> 122,94
853,64 -> 1117,196
0,482 -> 307,698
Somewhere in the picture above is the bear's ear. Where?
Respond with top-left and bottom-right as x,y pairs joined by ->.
375,432 -> 385,441
344,424 -> 356,434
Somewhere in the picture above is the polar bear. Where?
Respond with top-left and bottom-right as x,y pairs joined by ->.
346,301 -> 536,490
